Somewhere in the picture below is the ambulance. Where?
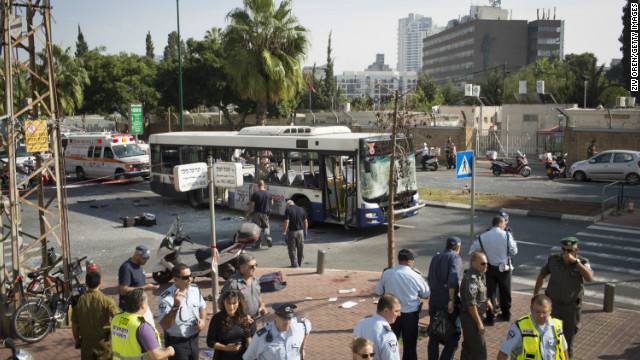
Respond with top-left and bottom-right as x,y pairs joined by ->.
64,133 -> 150,180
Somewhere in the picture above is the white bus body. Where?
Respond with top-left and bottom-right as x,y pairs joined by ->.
64,133 -> 150,180
149,126 -> 424,227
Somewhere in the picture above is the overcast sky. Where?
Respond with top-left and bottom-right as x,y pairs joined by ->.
48,0 -> 625,73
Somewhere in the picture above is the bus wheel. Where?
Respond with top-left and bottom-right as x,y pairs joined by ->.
188,190 -> 203,208
76,167 -> 85,180
114,169 -> 126,181
295,197 -> 315,228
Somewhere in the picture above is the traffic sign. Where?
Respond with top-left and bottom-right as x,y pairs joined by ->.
456,150 -> 473,179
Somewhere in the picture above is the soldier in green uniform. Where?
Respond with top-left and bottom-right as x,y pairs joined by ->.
72,270 -> 119,360
534,236 -> 594,358
460,251 -> 492,360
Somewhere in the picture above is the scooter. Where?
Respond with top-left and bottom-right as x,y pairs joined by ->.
419,146 -> 440,171
151,216 -> 261,283
489,151 -> 531,177
542,152 -> 568,179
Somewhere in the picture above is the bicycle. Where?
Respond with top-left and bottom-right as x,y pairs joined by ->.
11,256 -> 87,343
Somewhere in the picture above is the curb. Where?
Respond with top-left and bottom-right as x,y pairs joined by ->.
423,200 -> 614,223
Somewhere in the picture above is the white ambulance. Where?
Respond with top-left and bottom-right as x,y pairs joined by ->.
64,133 -> 150,180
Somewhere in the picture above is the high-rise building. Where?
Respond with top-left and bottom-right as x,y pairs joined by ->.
421,5 -> 563,85
397,13 -> 434,72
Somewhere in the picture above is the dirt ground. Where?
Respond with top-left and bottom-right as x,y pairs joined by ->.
486,194 -> 610,216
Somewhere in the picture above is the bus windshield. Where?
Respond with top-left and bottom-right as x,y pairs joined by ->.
112,144 -> 146,158
360,137 -> 417,202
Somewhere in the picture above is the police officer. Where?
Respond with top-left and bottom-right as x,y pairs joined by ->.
460,252 -> 492,360
72,270 -> 118,360
469,215 -> 518,325
375,249 -> 430,360
353,294 -> 401,360
534,236 -> 593,358
497,294 -> 569,360
158,263 -> 207,360
112,288 -> 175,360
243,303 -> 311,360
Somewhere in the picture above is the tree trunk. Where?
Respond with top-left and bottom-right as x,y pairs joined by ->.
255,101 -> 267,126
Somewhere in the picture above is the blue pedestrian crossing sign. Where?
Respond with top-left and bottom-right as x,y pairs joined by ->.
456,151 -> 473,179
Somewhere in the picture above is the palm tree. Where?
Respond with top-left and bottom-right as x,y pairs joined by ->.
224,0 -> 309,125
38,45 -> 89,117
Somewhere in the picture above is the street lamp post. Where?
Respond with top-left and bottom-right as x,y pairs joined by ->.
581,75 -> 589,109
176,0 -> 184,131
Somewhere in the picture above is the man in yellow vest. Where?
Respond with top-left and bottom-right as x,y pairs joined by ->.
112,288 -> 175,360
497,294 -> 569,360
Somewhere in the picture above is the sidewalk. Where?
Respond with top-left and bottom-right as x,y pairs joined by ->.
1,268 -> 638,360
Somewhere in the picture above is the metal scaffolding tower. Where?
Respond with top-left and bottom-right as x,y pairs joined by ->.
0,0 -> 70,322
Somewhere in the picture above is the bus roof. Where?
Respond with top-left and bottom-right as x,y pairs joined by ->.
149,126 -> 395,152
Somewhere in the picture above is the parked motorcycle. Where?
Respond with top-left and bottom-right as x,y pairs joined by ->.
488,150 -> 531,177
541,152 -> 568,179
418,145 -> 440,171
151,216 -> 261,283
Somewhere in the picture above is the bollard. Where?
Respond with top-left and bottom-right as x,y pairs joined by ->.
317,250 -> 326,274
603,283 -> 615,313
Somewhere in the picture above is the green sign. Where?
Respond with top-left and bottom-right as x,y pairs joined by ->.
129,104 -> 143,134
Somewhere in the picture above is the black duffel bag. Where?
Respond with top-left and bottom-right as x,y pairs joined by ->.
427,309 -> 454,344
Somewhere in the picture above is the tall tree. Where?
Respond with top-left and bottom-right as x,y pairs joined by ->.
145,31 -> 155,59
619,1 -> 632,92
223,0 -> 310,124
39,45 -> 89,116
323,31 -> 336,107
75,25 -> 89,58
163,31 -> 186,62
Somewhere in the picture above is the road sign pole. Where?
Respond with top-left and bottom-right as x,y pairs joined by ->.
470,151 -> 476,244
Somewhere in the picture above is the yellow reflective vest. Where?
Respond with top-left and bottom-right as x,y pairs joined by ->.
512,314 -> 565,360
111,312 -> 162,360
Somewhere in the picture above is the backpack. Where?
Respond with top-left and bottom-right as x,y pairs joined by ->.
259,271 -> 287,292
427,309 -> 454,344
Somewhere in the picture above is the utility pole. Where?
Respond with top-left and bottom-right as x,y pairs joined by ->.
176,0 -> 184,131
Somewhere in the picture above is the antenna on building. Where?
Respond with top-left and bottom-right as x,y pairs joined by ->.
489,0 -> 501,7
554,7 -> 557,20
537,9 -> 540,20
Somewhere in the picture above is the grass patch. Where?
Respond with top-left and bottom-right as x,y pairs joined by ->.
418,187 -> 497,207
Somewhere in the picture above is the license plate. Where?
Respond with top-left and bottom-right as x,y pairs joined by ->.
394,215 -> 403,221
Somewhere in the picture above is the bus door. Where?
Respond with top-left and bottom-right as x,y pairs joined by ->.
320,155 -> 357,225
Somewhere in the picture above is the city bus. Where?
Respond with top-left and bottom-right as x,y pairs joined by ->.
149,126 -> 424,227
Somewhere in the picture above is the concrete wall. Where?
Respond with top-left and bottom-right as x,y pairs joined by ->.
500,104 -> 577,133
564,108 -> 640,129
563,127 -> 640,164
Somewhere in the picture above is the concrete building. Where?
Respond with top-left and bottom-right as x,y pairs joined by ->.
421,5 -> 564,85
397,13 -> 442,72
335,70 -> 417,99
367,54 -> 391,71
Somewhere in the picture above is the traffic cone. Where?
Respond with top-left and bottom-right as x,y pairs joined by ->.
628,198 -> 634,213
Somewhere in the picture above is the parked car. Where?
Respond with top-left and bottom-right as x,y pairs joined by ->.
568,150 -> 640,185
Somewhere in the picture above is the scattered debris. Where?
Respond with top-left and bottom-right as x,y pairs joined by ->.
338,288 -> 356,294
339,301 -> 358,308
121,213 -> 157,227
90,204 -> 108,208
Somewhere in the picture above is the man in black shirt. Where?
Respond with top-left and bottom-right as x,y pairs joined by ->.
282,200 -> 308,268
246,180 -> 273,248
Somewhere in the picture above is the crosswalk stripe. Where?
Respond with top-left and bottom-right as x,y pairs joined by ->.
534,255 -> 640,276
517,264 -> 640,290
549,246 -> 640,264
587,225 -> 640,236
511,275 -> 640,307
578,241 -> 640,253
576,232 -> 640,244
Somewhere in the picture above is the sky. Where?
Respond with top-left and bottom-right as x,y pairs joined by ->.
46,0 -> 626,73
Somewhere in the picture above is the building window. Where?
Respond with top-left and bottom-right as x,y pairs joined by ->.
523,114 -> 538,122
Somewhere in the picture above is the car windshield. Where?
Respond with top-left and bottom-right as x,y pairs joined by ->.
0,145 -> 33,159
112,144 -> 146,158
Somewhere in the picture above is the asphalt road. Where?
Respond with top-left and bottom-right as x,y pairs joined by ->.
15,169 -> 640,311
420,159 -> 640,203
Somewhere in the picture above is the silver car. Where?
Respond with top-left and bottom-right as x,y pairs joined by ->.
568,150 -> 640,185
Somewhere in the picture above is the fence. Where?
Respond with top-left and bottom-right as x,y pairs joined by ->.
478,130 -> 539,159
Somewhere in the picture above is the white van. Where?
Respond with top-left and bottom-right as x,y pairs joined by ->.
64,133 -> 150,180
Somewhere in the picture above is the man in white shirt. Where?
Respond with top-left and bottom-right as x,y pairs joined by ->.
470,215 -> 517,325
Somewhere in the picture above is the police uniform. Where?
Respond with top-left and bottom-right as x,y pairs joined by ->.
460,267 -> 488,360
375,257 -> 429,360
158,283 -> 206,360
499,313 -> 568,360
71,288 -> 119,360
353,314 -> 400,360
243,304 -> 311,360
539,252 -> 590,357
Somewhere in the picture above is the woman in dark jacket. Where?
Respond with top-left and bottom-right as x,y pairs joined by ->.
206,290 -> 252,360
